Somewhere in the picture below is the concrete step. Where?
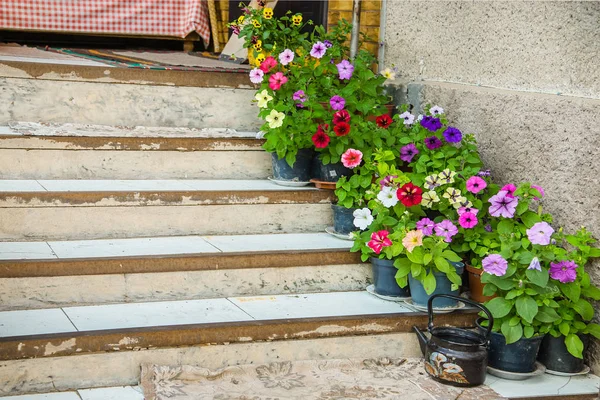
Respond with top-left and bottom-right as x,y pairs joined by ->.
0,123 -> 269,179
0,290 -> 478,395
0,180 -> 333,241
0,233 -> 364,310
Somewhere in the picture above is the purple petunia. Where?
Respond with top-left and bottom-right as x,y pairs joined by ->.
399,111 -> 415,125
416,218 -> 436,236
549,260 -> 578,283
526,221 -> 554,246
400,143 -> 419,162
278,49 -> 295,66
528,257 -> 542,271
330,95 -> 346,111
293,90 -> 307,103
249,68 -> 264,84
336,59 -> 354,80
489,190 -> 519,218
323,40 -> 333,48
310,41 -> 327,58
424,136 -> 442,150
420,116 -> 443,132
434,220 -> 458,243
482,254 -> 508,277
379,175 -> 397,189
443,127 -> 463,143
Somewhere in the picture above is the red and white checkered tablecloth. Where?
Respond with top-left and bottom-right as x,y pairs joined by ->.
0,0 -> 211,46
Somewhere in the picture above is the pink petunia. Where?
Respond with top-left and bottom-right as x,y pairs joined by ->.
549,260 -> 578,283
269,72 -> 288,90
489,190 -> 518,218
367,230 -> 393,255
482,254 -> 508,277
341,148 -> 363,169
531,185 -> 545,201
458,206 -> 479,216
466,176 -> 487,194
416,218 -> 435,236
259,56 -> 277,73
458,212 -> 478,229
501,184 -> 517,198
434,220 -> 458,243
526,221 -> 554,246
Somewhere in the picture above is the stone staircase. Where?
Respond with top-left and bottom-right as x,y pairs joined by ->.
0,62 -> 598,400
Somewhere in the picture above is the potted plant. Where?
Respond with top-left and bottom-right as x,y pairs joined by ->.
535,227 -> 600,373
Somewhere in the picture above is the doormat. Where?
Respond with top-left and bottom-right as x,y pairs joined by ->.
140,357 -> 505,400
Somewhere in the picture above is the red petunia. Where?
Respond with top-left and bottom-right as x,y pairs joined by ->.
259,56 -> 277,73
397,182 -> 423,207
333,122 -> 351,137
333,110 -> 351,125
312,129 -> 330,148
376,114 -> 393,128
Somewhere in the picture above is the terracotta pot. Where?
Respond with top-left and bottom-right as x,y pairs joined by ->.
466,265 -> 496,303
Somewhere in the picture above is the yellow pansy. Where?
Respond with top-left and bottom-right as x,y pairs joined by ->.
292,14 -> 303,26
253,40 -> 262,51
237,15 -> 245,24
255,52 -> 266,64
255,90 -> 273,108
263,7 -> 274,19
252,19 -> 261,28
265,109 -> 285,129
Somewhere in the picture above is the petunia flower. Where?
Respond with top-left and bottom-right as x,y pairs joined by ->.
377,186 -> 399,208
310,41 -> 327,58
424,174 -> 441,190
323,40 -> 333,48
379,175 -> 397,189
341,148 -> 363,169
398,111 -> 415,125
269,72 -> 288,90
416,218 -> 436,236
443,127 -> 462,143
402,230 -> 424,253
438,169 -> 456,184
249,68 -> 264,84
352,208 -> 373,230
376,114 -> 393,128
255,90 -> 273,108
333,122 -> 350,136
526,221 -> 554,246
421,190 -> 440,208
501,184 -> 517,198
400,143 -> 419,163
531,185 -> 545,201
434,220 -> 458,243
330,95 -> 346,111
333,110 -> 350,125
478,170 -> 491,177
489,190 -> 519,218
458,206 -> 479,216
459,212 -> 478,229
312,128 -> 330,148
453,199 -> 472,210
292,90 -> 307,103
368,230 -> 393,254
278,49 -> 295,66
528,257 -> 542,271
420,116 -> 443,132
430,106 -> 444,115
265,109 -> 285,129
397,182 -> 423,207
259,56 -> 277,73
380,68 -> 396,80
466,176 -> 487,194
443,187 -> 464,204
336,59 -> 354,80
482,254 -> 508,277
424,136 -> 442,150
549,260 -> 578,283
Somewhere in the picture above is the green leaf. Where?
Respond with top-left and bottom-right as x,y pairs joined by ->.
407,247 -> 424,264
423,253 -> 433,266
422,270 -> 437,295
441,250 -> 462,262
434,257 -> 450,273
521,211 -> 541,228
501,319 -> 523,344
565,334 -> 584,359
516,201 -> 529,215
497,220 -> 514,235
526,268 -> 549,288
505,289 -> 521,300
561,283 -> 581,303
559,321 -> 571,337
485,297 -> 513,319
535,306 -> 561,323
582,285 -> 600,301
573,298 -> 594,321
516,296 -> 538,323
411,263 -> 423,279
584,323 -> 600,340
484,274 -> 517,290
524,325 -> 534,338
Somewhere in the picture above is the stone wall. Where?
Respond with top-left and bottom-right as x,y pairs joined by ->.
383,1 -> 600,371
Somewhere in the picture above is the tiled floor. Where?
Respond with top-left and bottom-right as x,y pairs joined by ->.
0,291 -> 408,337
1,386 -> 143,399
0,232 -> 352,260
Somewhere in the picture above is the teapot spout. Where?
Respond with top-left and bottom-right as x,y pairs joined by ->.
412,326 -> 428,356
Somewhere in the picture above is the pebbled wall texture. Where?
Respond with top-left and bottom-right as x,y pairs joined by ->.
384,1 -> 600,371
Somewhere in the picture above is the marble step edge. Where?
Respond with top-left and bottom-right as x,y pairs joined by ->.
0,123 -> 264,151
0,247 -> 360,278
0,310 -> 478,361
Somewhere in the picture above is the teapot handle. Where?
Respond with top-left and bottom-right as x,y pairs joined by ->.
427,294 -> 494,342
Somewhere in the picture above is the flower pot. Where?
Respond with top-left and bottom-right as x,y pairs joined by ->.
370,258 -> 410,297
476,318 -> 544,373
466,265 -> 496,303
331,204 -> 356,235
408,262 -> 464,308
537,334 -> 589,373
271,149 -> 314,182
311,154 -> 352,182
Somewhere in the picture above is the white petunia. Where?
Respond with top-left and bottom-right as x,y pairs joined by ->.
398,111 -> 415,125
265,109 -> 285,129
249,68 -> 264,84
255,90 -> 273,108
377,186 -> 398,208
429,105 -> 444,115
353,208 -> 374,230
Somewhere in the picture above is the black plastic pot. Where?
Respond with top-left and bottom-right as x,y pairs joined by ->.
371,258 -> 410,297
332,204 -> 356,235
476,318 -> 544,373
408,262 -> 464,307
537,334 -> 589,373
311,155 -> 352,182
271,149 -> 314,182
